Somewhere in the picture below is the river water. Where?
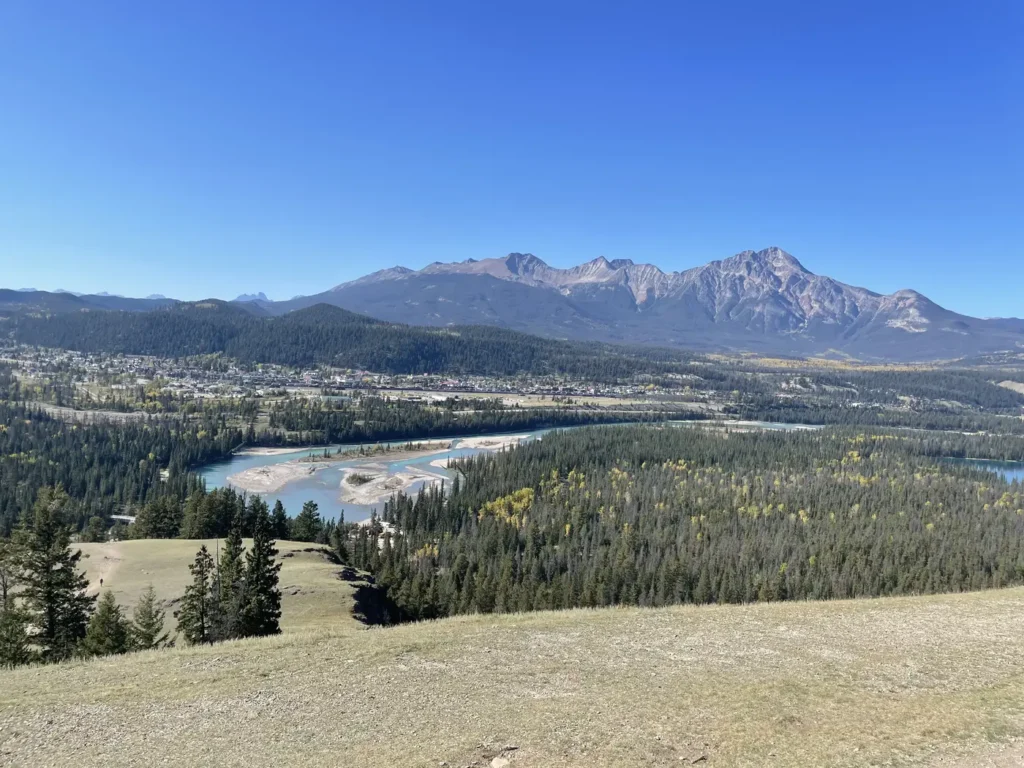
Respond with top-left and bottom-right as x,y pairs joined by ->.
198,431 -> 549,522
198,421 -> 1021,523
947,459 -> 1024,484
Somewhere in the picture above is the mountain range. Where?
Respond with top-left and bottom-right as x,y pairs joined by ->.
3,247 -> 1021,361
251,247 -> 1023,361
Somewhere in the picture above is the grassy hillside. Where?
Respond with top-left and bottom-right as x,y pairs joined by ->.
3,587 -> 1024,767
75,539 -> 367,634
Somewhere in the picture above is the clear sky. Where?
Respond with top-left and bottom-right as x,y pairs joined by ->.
1,1 -> 1020,316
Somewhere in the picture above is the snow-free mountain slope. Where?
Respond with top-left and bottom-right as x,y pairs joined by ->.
264,247 -> 1022,360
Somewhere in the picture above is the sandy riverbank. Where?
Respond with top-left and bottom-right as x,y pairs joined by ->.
456,434 -> 528,451
301,441 -> 451,465
234,446 -> 332,457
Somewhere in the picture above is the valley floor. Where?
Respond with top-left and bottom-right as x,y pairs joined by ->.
3,588 -> 1024,767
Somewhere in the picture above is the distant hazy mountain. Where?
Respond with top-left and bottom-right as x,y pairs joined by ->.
264,247 -> 1024,360
0,289 -> 177,314
234,292 -> 270,303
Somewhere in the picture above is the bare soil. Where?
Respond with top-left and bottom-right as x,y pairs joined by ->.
3,588 -> 1024,767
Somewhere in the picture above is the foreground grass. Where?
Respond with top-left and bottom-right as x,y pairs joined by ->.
75,538 -> 364,635
3,588 -> 1024,767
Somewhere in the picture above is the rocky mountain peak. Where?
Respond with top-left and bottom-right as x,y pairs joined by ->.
234,292 -> 269,303
504,253 -> 548,275
723,247 -> 808,274
890,288 -> 927,301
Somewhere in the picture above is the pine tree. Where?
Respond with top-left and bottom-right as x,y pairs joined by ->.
246,496 -> 269,537
131,584 -> 169,650
330,511 -> 349,563
82,516 -> 107,543
271,500 -> 289,540
291,501 -> 322,542
19,487 -> 95,661
177,545 -> 216,645
238,506 -> 282,637
81,591 -> 133,657
0,604 -> 33,668
135,497 -> 183,539
213,508 -> 246,640
179,491 -> 213,539
0,538 -> 24,608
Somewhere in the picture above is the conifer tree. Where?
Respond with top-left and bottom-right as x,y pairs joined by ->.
213,508 -> 246,640
291,501 -> 322,542
179,491 -> 213,539
131,584 -> 169,650
0,538 -> 24,607
177,545 -> 216,645
0,604 -> 32,668
135,497 -> 183,539
330,511 -> 349,563
238,506 -> 282,637
19,487 -> 95,661
82,516 -> 107,543
246,496 -> 269,537
81,591 -> 132,657
271,500 -> 289,540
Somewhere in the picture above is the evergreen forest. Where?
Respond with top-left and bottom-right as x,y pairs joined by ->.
349,426 -> 1024,618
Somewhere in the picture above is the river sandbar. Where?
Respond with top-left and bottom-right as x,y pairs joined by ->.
456,434 -> 529,451
227,461 -> 326,493
339,464 -> 448,505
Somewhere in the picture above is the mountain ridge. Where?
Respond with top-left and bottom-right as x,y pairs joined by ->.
266,247 -> 1022,360
3,248 -> 1021,361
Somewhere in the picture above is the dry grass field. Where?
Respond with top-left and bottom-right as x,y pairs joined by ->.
3,585 -> 1024,767
75,539 -> 365,635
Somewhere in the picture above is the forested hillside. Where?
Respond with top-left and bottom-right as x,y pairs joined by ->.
355,426 -> 1024,618
0,369 -> 237,535
3,301 -> 708,378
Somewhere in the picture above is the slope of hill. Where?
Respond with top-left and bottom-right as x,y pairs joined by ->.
74,539 -> 372,634
267,248 -> 1024,361
2,588 -> 1023,767
2,299 -> 702,377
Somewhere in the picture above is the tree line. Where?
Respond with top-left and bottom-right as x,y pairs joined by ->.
261,395 -> 686,445
4,301 -> 714,380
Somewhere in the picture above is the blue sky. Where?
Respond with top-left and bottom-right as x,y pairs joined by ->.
0,1 -> 1020,316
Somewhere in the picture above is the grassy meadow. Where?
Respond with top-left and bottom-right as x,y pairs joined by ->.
74,538 -> 366,635
2,579 -> 1024,767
